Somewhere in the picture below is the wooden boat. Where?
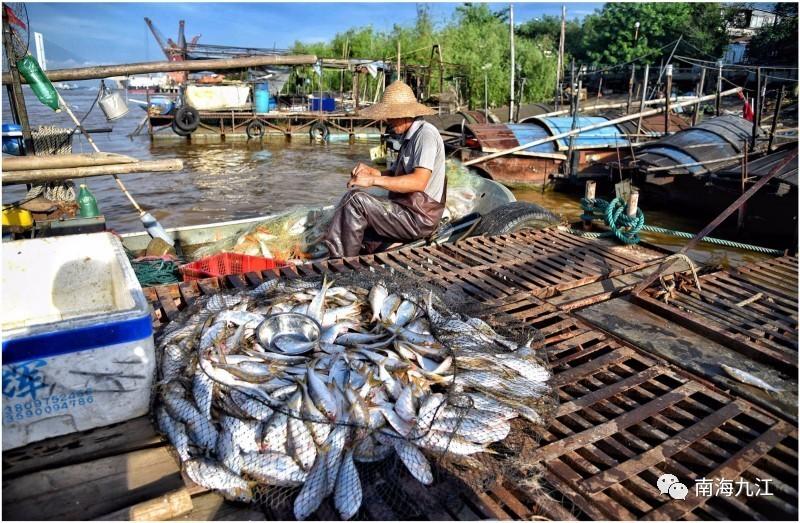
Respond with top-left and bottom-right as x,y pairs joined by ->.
119,175 -> 552,259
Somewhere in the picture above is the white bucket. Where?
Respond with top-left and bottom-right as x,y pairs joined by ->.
98,89 -> 130,121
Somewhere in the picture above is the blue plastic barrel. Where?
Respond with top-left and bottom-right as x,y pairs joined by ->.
254,83 -> 270,113
2,123 -> 23,156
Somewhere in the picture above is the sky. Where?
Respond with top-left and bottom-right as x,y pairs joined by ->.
21,1 -> 605,69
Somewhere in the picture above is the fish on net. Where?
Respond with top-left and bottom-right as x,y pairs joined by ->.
151,268 -> 557,520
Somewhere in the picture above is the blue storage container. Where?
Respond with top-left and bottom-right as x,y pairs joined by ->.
2,123 -> 23,156
254,82 -> 270,113
310,96 -> 336,112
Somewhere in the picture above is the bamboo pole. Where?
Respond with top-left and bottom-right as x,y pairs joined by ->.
2,159 -> 184,185
768,85 -> 784,152
555,4 -> 566,110
635,64 -> 650,143
626,64 -> 636,114
2,54 -> 318,84
716,62 -> 723,116
2,152 -> 138,171
691,67 -> 706,127
536,90 -> 671,118
463,87 -> 742,167
664,64 -> 673,134
509,3 -> 515,123
751,67 -> 761,151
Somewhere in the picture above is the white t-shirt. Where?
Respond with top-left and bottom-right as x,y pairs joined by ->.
394,120 -> 446,202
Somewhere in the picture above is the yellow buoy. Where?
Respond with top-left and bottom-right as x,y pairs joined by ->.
2,207 -> 33,229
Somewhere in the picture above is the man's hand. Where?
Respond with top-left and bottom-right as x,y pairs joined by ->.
351,162 -> 381,178
347,172 -> 376,188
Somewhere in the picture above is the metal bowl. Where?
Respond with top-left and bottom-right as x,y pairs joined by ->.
256,312 -> 321,350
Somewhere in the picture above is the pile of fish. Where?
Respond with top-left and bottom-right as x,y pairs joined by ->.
154,277 -> 552,520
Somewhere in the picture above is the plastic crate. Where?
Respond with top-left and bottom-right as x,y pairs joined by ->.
180,252 -> 284,281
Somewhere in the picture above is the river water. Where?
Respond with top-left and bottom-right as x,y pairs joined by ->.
3,88 -> 770,265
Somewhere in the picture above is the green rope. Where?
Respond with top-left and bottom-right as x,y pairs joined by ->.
130,259 -> 181,287
580,197 -> 644,245
576,197 -> 784,255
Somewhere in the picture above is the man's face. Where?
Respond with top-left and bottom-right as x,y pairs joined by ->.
387,118 -> 414,136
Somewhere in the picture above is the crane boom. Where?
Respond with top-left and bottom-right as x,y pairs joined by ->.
144,17 -> 170,59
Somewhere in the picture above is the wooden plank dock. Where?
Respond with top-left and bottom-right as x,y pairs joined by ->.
3,227 -> 796,520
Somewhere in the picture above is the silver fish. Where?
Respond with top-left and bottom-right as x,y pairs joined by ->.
162,382 -> 202,425
293,453 -> 328,520
241,451 -> 308,486
248,279 -> 279,297
495,355 -> 550,383
299,380 -> 332,446
369,283 -> 389,322
206,293 -> 243,312
260,412 -> 289,453
394,300 -> 418,327
216,428 -> 244,475
322,302 -> 362,327
160,343 -> 190,383
307,364 -> 338,420
287,392 -> 318,471
324,424 -> 349,496
156,406 -> 191,462
216,309 -> 264,328
184,457 -> 251,491
273,334 -> 317,355
186,415 -> 218,452
394,385 -> 418,423
721,364 -> 783,393
221,415 -> 260,454
320,321 -> 356,344
229,389 -> 274,421
416,431 -> 491,455
379,294 -> 402,324
334,450 -> 362,520
307,277 -> 334,324
193,370 -> 214,420
394,439 -> 433,485
353,435 -> 393,463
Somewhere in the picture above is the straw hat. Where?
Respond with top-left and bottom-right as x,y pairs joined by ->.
358,80 -> 435,119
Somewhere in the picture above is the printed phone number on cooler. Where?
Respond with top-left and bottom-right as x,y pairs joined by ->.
3,391 -> 95,423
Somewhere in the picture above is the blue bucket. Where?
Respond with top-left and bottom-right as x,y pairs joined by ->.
2,123 -> 23,156
254,83 -> 270,113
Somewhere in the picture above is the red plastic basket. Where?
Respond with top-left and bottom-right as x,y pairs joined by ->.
180,253 -> 285,281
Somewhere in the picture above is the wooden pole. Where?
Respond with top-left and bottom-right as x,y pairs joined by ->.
633,148 -> 798,295
737,140 -> 748,232
691,67 -> 706,127
595,75 -> 603,107
583,181 -> 596,230
567,77 -> 582,177
767,85 -> 784,152
627,190 -> 640,217
2,159 -> 184,185
555,4 -> 566,110
2,54 -> 318,84
635,64 -> 650,143
509,3 -> 515,123
664,64 -> 673,134
715,62 -> 723,116
2,152 -> 138,171
751,67 -> 761,151
626,64 -> 636,114
94,489 -> 193,521
2,16 -> 35,154
463,87 -> 742,167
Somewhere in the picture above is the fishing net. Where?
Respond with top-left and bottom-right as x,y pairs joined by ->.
152,268 -> 556,520
188,160 -> 491,264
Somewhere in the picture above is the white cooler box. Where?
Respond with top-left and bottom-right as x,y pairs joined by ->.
2,233 -> 155,449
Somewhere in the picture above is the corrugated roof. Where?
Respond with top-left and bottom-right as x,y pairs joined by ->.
717,143 -> 799,187
534,116 -> 630,151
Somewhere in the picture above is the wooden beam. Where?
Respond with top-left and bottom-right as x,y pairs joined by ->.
2,159 -> 184,185
2,152 -> 138,171
2,54 -> 318,84
94,488 -> 193,521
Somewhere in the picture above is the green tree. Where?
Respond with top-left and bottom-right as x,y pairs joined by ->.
747,3 -> 798,65
516,15 -> 584,61
579,3 -> 728,65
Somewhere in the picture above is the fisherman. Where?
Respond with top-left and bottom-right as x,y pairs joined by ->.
323,80 -> 446,258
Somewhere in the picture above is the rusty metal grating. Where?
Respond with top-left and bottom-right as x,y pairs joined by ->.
634,255 -> 798,370
493,301 -> 799,521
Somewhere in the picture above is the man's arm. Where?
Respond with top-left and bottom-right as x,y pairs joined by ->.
349,167 -> 431,193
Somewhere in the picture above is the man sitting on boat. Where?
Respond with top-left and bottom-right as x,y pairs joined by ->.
323,80 -> 446,258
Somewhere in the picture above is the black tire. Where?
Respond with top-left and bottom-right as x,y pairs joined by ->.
173,106 -> 200,133
309,121 -> 329,140
246,120 -> 266,140
472,202 -> 561,236
171,119 -> 192,137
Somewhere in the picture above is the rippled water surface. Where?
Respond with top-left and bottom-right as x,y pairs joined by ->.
3,89 -> 776,264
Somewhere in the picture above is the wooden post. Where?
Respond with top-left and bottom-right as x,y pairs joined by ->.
664,64 -> 673,134
716,62 -> 723,116
692,67 -> 706,127
595,74 -> 603,108
751,67 -> 761,151
737,141 -> 748,232
758,75 -> 768,127
583,181 -> 596,230
353,70 -> 360,111
635,64 -> 649,143
567,76 -> 582,178
627,190 -> 640,217
626,64 -> 636,114
509,3 -> 515,123
555,4 -> 566,110
768,85 -> 784,152
2,15 -> 35,154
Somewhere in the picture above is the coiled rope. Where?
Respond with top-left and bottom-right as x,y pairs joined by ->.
576,197 -> 784,255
